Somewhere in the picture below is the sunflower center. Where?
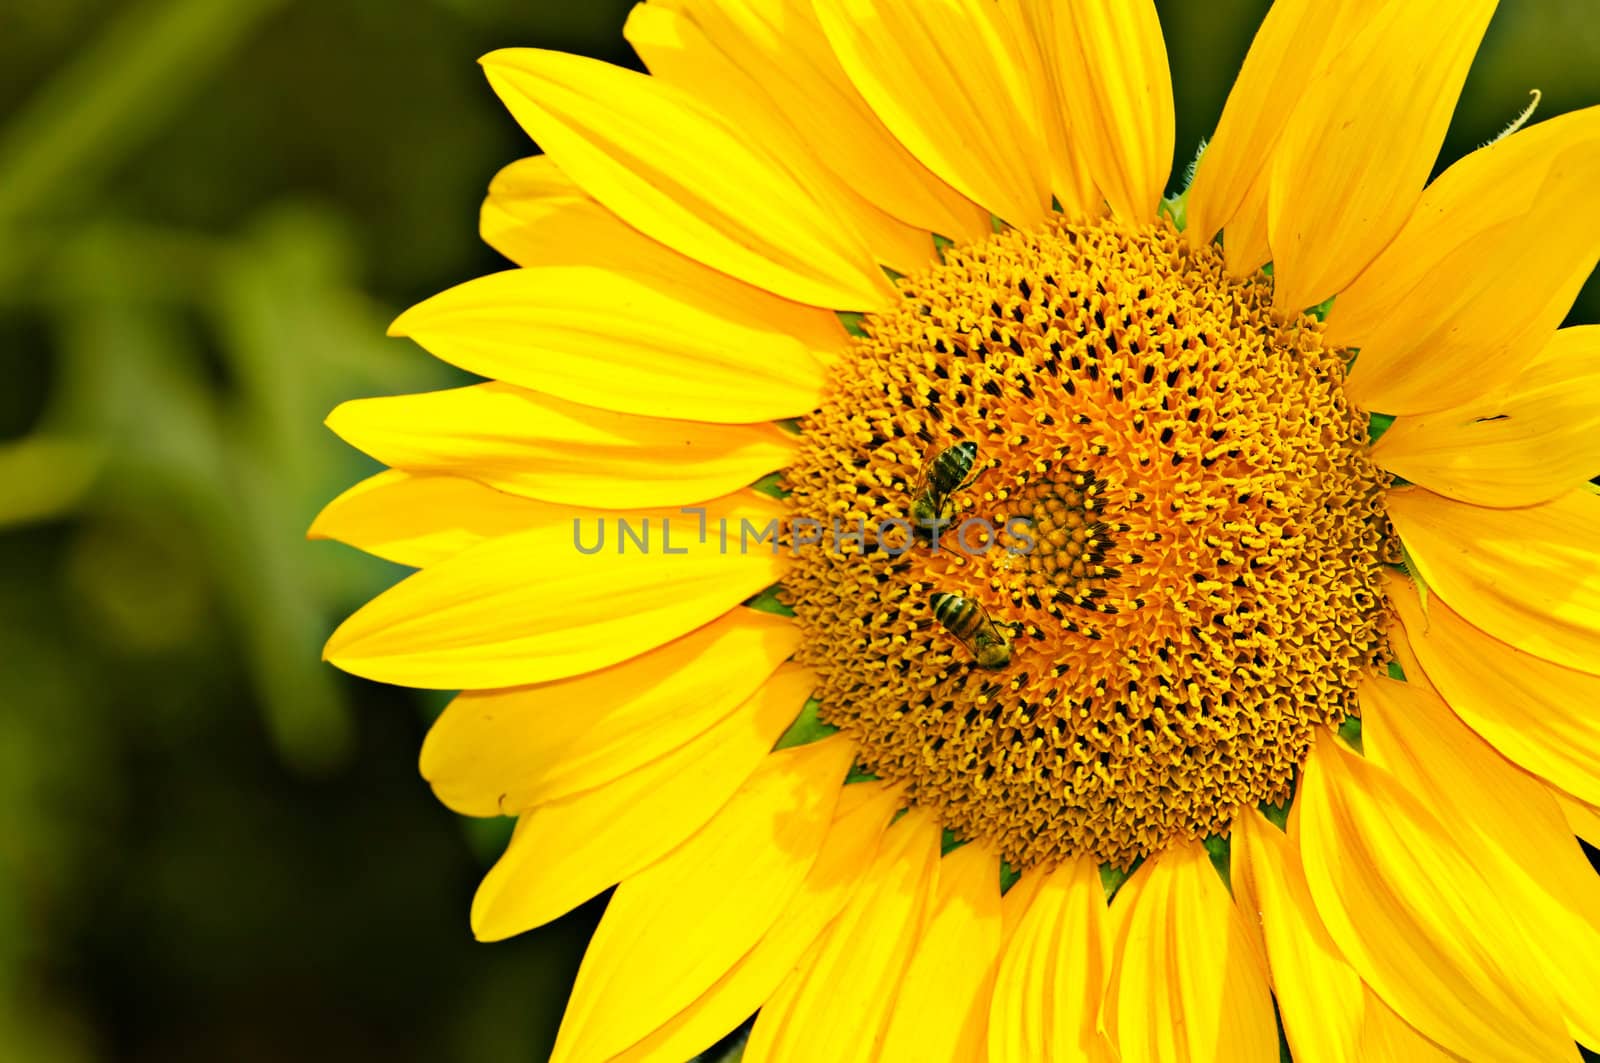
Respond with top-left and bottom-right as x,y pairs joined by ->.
782,216 -> 1393,869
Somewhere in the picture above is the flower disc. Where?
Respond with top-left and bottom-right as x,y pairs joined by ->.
785,217 -> 1395,868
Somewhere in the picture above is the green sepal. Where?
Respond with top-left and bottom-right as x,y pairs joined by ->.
1101,857 -> 1141,901
837,311 -> 869,338
1398,538 -> 1431,619
772,697 -> 838,751
1259,793 -> 1291,831
999,860 -> 1021,894
1337,716 -> 1364,754
743,584 -> 795,617
751,471 -> 788,499
1203,834 -> 1232,891
1367,411 -> 1396,444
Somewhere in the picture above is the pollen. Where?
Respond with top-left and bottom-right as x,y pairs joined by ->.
782,216 -> 1394,870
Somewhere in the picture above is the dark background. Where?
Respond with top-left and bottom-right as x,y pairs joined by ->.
1,1 -> 1595,1059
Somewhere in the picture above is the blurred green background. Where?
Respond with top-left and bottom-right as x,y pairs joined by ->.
0,1 -> 1594,1060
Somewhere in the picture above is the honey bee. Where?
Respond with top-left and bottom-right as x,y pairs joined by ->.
930,591 -> 1017,669
910,442 -> 982,541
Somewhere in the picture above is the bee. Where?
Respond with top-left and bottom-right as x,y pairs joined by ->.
930,591 -> 1017,669
910,442 -> 982,541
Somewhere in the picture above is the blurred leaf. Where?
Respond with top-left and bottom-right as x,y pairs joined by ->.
0,437 -> 102,527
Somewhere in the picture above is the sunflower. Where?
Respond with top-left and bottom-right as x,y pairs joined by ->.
312,0 -> 1600,1059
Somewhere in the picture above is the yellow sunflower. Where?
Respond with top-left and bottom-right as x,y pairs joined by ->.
312,0 -> 1600,1059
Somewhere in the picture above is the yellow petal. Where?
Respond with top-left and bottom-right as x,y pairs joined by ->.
420,607 -> 799,816
744,808 -> 941,1063
1232,809 -> 1365,1063
469,666 -> 810,941
551,736 -> 854,1063
622,2 -> 938,278
1011,0 -> 1101,219
1107,844 -> 1278,1063
811,0 -> 1052,227
388,264 -> 830,424
1047,0 -> 1174,222
647,0 -> 990,243
1297,734 -> 1573,1063
997,867 -> 1044,945
478,154 -> 851,377
1387,485 -> 1600,676
1356,988 -> 1460,1063
1187,0 -> 1382,255
324,491 -> 784,689
1387,572 -> 1600,809
988,858 -> 1114,1063
480,47 -> 894,310
1370,325 -> 1600,505
1267,0 -> 1498,313
1359,672 -> 1600,1048
479,154 -> 635,269
308,469 -> 548,568
325,382 -> 796,509
1333,107 -> 1600,413
1557,791 -> 1600,845
608,780 -> 903,1063
880,843 -> 1004,1063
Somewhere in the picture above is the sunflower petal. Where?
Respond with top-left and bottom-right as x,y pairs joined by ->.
1359,672 -> 1600,1048
1334,107 -> 1600,413
308,469 -> 548,568
660,0 -> 992,241
1013,0 -> 1101,218
551,736 -> 854,1063
480,47 -> 893,309
1046,0 -> 1174,222
988,858 -> 1114,1063
608,780 -> 902,1063
1108,844 -> 1278,1063
1387,573 -> 1600,809
880,843 -> 1004,1063
325,382 -> 796,509
469,666 -> 810,940
420,607 -> 799,816
1357,988 -> 1460,1062
480,155 -> 636,269
811,0 -> 1051,227
622,1 -> 939,278
1558,792 -> 1600,846
1387,485 -> 1600,676
387,264 -> 831,424
1267,0 -> 1498,313
1233,809 -> 1364,1063
1370,325 -> 1600,505
744,808 -> 941,1063
323,491 -> 785,689
1187,0 -> 1388,272
1298,734 -> 1574,1063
